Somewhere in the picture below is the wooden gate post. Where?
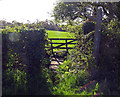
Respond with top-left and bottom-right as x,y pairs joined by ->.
93,7 -> 102,66
50,39 -> 54,55
65,39 -> 68,53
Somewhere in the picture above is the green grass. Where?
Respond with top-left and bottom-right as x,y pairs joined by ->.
46,30 -> 75,38
46,30 -> 77,52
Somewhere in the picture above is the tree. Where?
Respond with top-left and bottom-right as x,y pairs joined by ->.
53,2 -> 92,23
52,2 -> 120,23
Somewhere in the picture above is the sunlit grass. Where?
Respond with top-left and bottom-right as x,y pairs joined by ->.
46,30 -> 77,52
46,30 -> 75,38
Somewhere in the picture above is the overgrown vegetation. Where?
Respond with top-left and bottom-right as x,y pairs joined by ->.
2,1 -> 120,96
2,24 -> 52,95
51,1 -> 120,96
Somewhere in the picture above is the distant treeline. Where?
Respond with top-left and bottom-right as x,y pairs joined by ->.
0,19 -> 63,31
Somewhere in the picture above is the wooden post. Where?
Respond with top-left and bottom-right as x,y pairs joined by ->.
50,39 -> 54,56
93,7 -> 102,66
65,39 -> 68,53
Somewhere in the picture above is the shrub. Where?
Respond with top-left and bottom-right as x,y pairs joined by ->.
82,21 -> 95,35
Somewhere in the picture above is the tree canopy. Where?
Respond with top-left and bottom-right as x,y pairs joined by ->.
52,2 -> 120,24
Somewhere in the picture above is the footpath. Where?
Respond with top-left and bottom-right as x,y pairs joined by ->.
49,50 -> 67,73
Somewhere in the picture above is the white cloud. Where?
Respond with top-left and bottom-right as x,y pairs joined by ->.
0,0 -> 58,23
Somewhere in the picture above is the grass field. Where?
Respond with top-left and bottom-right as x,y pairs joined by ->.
46,30 -> 75,38
46,30 -> 77,52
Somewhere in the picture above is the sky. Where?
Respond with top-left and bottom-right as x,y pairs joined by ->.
0,0 -> 58,23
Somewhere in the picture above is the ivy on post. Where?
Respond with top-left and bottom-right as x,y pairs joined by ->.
93,7 -> 102,66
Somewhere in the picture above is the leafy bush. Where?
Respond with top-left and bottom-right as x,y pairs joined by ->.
2,51 -> 27,95
52,55 -> 101,95
82,21 -> 95,35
